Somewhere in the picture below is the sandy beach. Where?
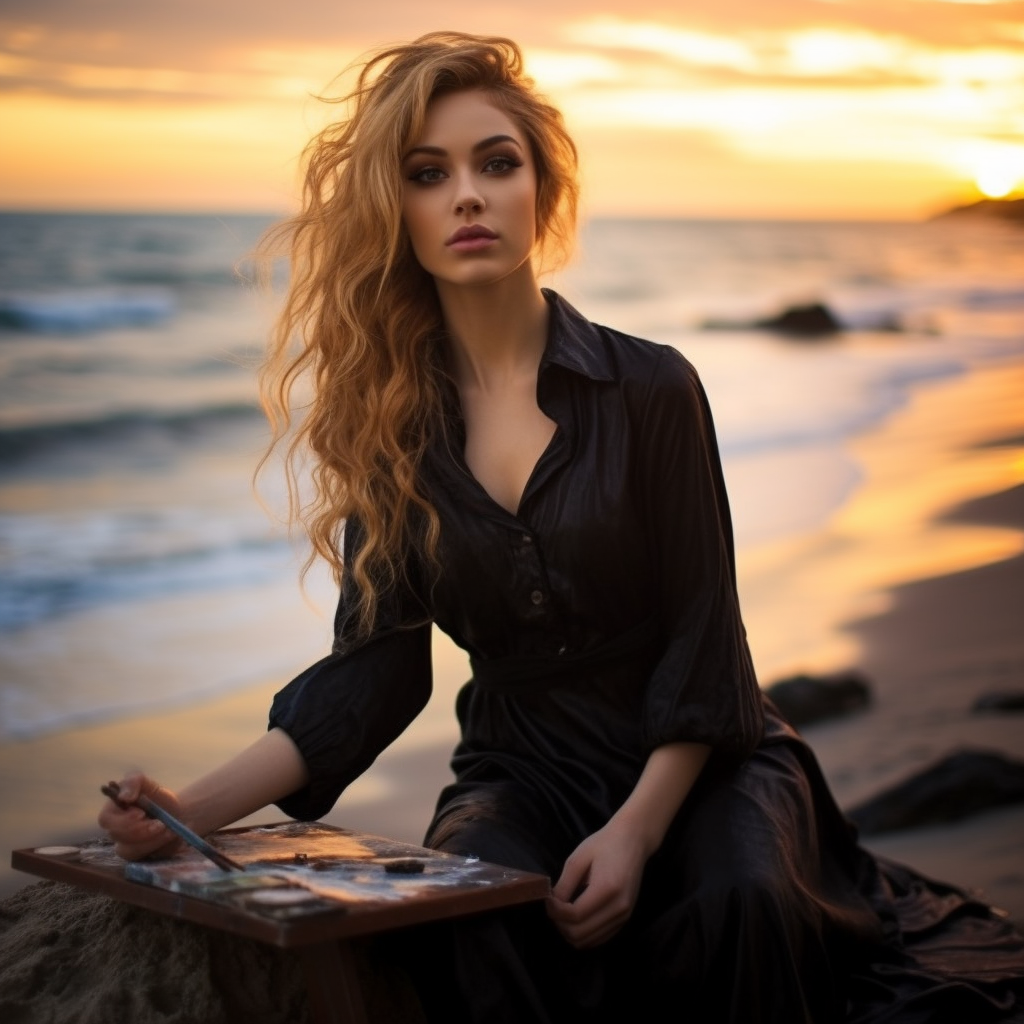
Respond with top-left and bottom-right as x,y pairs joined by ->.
3,355 -> 1024,935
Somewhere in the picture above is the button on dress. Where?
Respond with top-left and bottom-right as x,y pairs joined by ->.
270,291 -> 1024,1023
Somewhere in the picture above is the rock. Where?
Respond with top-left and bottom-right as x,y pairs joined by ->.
972,691 -> 1024,713
755,302 -> 843,338
845,748 -> 1024,836
931,197 -> 1024,224
701,300 -> 844,337
764,671 -> 872,726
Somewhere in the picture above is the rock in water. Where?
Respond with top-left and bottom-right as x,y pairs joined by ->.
972,691 -> 1024,713
845,748 -> 1024,836
756,302 -> 843,338
700,300 -> 844,337
764,672 -> 872,726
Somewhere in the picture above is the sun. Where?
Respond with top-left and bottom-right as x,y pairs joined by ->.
973,156 -> 1023,199
976,169 -> 1015,199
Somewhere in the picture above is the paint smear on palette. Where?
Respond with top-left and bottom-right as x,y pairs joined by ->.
215,822 -> 377,865
245,888 -> 322,906
125,851 -> 500,907
277,856 -> 500,905
119,822 -> 507,916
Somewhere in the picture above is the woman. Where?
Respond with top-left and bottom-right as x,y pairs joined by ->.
100,31 -> 1024,1023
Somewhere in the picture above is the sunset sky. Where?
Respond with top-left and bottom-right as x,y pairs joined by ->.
2,0 -> 1023,218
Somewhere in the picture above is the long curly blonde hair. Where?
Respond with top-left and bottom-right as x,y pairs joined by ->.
256,31 -> 579,637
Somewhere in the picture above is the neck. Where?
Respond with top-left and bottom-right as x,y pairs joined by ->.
437,265 -> 550,391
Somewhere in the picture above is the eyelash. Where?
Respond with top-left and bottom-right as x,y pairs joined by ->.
407,153 -> 523,185
483,154 -> 522,174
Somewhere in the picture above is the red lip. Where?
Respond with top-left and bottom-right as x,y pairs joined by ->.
446,225 -> 498,245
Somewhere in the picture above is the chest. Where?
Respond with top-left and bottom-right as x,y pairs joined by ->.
424,384 -> 656,654
460,382 -> 557,517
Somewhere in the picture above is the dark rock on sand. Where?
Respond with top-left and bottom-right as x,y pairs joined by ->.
972,690 -> 1024,713
765,671 -> 872,726
845,748 -> 1024,836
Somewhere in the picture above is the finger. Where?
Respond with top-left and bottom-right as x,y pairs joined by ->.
97,800 -> 146,831
118,821 -> 165,846
111,815 -> 183,861
548,900 -> 598,936
551,882 -> 630,944
561,878 -> 618,926
545,895 -> 581,923
103,813 -> 164,846
560,907 -> 628,949
113,830 -> 176,863
116,772 -> 150,804
551,859 -> 589,903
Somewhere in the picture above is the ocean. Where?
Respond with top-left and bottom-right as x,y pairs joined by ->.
2,211 -> 1023,742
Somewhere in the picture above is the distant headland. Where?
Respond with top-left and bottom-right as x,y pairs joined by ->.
930,196 -> 1024,223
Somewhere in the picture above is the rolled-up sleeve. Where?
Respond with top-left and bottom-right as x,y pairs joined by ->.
268,521 -> 433,820
638,347 -> 764,758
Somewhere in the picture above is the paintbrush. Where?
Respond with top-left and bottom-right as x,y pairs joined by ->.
101,780 -> 245,872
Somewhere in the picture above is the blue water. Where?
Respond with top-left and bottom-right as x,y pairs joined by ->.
2,211 -> 1023,739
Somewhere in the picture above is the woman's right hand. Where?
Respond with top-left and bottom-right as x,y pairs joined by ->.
97,772 -> 185,862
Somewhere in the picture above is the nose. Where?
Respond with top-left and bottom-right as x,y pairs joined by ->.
454,194 -> 484,215
453,175 -> 485,216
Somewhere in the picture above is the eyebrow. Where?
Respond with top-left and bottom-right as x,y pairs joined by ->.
402,134 -> 523,161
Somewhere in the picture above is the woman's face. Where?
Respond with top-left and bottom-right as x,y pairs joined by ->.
401,89 -> 538,290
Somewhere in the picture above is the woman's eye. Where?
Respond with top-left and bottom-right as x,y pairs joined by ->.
409,166 -> 446,184
483,155 -> 521,174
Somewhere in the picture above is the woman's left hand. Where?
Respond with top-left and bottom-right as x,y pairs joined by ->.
545,819 -> 648,949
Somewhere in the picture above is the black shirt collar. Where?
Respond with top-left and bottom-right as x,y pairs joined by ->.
540,289 -> 615,383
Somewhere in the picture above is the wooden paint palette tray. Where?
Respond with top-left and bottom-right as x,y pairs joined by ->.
12,821 -> 550,1023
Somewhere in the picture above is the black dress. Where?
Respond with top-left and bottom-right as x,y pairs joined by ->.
269,291 -> 1024,1023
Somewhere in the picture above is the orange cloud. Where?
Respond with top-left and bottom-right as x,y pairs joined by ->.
2,1 -> 1022,216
